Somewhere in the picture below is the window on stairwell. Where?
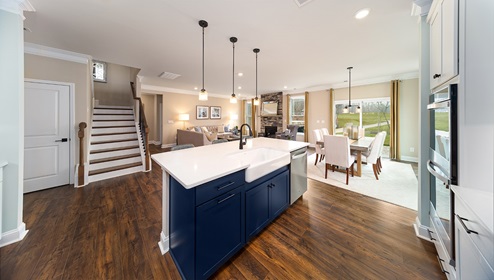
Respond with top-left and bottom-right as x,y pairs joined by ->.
92,60 -> 107,83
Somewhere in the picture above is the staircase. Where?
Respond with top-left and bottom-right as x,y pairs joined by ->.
88,106 -> 145,183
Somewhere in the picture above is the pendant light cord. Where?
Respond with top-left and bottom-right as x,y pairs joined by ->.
232,42 -> 235,95
255,52 -> 258,98
348,67 -> 351,107
202,26 -> 205,90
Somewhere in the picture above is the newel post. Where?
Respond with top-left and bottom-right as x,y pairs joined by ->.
78,122 -> 87,186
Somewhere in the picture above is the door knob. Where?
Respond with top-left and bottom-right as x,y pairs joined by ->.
55,138 -> 68,142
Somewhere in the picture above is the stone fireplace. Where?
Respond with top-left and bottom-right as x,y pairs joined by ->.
260,92 -> 283,135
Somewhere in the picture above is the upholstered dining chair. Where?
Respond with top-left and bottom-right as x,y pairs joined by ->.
212,138 -> 228,144
366,132 -> 385,180
312,129 -> 325,165
323,135 -> 355,185
320,128 -> 329,136
376,131 -> 387,172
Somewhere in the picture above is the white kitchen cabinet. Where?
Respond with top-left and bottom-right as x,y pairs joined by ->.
454,188 -> 494,279
429,0 -> 458,90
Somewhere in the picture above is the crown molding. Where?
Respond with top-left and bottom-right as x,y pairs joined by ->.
283,71 -> 419,94
0,0 -> 35,19
24,43 -> 92,64
140,84 -> 253,100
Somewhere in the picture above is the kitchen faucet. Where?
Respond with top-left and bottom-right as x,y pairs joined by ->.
239,123 -> 253,150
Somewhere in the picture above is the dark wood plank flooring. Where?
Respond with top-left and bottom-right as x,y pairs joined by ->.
0,145 -> 445,279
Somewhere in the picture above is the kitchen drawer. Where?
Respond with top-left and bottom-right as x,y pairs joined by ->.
195,170 -> 245,206
455,195 -> 494,267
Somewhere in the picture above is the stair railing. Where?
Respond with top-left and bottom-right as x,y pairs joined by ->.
130,82 -> 150,171
78,122 -> 87,186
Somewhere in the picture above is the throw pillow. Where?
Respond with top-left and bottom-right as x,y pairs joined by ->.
218,124 -> 225,133
201,126 -> 209,133
224,124 -> 230,132
204,132 -> 217,142
194,126 -> 201,132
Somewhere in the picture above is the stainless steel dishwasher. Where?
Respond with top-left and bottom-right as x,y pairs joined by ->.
290,147 -> 308,204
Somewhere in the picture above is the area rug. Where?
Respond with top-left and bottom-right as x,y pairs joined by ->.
307,154 -> 418,211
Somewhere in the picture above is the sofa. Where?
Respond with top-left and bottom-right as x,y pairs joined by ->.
177,124 -> 231,147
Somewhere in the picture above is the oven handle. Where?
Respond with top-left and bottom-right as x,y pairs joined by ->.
427,160 -> 450,185
427,100 -> 449,110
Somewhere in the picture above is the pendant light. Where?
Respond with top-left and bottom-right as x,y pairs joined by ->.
230,37 -> 238,103
198,20 -> 208,101
343,66 -> 361,113
253,48 -> 260,106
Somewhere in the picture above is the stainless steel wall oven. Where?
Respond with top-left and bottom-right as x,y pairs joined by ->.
427,83 -> 458,266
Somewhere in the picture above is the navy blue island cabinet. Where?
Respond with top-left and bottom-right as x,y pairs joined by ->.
169,166 -> 289,280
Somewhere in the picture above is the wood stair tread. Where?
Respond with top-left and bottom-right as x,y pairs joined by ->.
94,107 -> 132,110
92,125 -> 135,129
93,119 -> 134,122
88,162 -> 142,176
89,153 -> 141,164
91,132 -> 136,136
90,145 -> 140,154
94,113 -> 134,115
91,138 -> 138,145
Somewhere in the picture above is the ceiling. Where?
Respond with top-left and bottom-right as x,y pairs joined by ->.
24,0 -> 419,99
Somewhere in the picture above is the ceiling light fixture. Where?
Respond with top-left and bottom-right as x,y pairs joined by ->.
343,67 -> 361,114
198,20 -> 208,101
230,37 -> 238,104
253,48 -> 260,106
238,73 -> 243,77
355,8 -> 370,19
238,86 -> 242,90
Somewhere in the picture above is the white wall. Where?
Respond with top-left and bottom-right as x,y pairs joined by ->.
0,9 -> 26,242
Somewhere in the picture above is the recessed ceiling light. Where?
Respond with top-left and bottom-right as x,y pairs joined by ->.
355,8 -> 370,19
284,86 -> 288,89
237,73 -> 243,77
238,86 -> 242,90
194,87 -> 198,90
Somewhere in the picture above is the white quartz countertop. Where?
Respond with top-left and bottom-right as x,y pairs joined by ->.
151,138 -> 308,189
452,185 -> 493,234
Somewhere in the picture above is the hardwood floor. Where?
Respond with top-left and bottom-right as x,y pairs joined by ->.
0,145 -> 445,279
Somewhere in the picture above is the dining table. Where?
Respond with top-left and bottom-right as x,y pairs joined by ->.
316,136 -> 375,177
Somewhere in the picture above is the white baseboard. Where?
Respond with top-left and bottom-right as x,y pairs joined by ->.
400,156 -> 419,163
413,217 -> 432,241
161,143 -> 175,149
0,223 -> 28,248
158,231 -> 169,255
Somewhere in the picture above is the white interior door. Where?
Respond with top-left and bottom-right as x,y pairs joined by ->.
24,82 -> 70,193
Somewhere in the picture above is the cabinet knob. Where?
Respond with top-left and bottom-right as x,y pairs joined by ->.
433,74 -> 442,79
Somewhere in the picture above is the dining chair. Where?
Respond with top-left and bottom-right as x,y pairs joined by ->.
366,132 -> 385,180
312,129 -> 325,165
212,139 -> 228,144
323,135 -> 355,185
320,128 -> 329,136
377,131 -> 387,172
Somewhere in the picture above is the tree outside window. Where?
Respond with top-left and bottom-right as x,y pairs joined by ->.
289,96 -> 305,133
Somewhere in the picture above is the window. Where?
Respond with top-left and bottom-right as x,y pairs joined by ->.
92,60 -> 107,83
335,98 -> 390,148
244,101 -> 252,127
289,96 -> 305,133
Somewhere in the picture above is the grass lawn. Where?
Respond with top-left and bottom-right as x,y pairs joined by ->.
337,112 -> 390,127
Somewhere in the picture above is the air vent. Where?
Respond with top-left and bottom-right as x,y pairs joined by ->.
294,0 -> 313,7
158,72 -> 181,80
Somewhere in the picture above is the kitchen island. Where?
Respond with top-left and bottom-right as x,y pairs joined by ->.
151,137 -> 308,280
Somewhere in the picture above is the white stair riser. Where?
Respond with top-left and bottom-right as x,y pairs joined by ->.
94,109 -> 133,115
93,114 -> 134,121
92,121 -> 135,127
89,148 -> 141,160
90,133 -> 136,142
92,127 -> 136,134
95,105 -> 132,109
88,166 -> 143,183
90,140 -> 139,151
89,157 -> 142,171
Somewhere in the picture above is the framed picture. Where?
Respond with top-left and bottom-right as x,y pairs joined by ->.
196,106 -> 209,120
210,106 -> 221,119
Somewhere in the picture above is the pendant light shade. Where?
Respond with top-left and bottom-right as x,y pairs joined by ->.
343,66 -> 361,113
253,48 -> 260,106
198,20 -> 208,101
230,37 -> 238,103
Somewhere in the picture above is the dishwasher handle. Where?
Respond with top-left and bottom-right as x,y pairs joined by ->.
292,151 -> 307,160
